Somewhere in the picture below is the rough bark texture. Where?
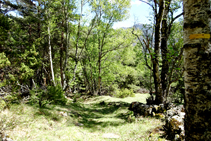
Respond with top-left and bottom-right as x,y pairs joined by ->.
183,0 -> 211,140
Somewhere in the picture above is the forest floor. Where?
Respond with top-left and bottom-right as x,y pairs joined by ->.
0,94 -> 166,141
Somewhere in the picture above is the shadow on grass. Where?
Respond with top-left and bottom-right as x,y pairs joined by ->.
52,100 -> 131,131
20,99 -> 132,132
34,107 -> 63,121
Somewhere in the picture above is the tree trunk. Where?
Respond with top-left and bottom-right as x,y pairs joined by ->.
63,1 -> 70,90
98,44 -> 102,95
48,25 -> 55,86
60,29 -> 64,87
160,0 -> 170,103
154,0 -> 164,104
183,0 -> 211,140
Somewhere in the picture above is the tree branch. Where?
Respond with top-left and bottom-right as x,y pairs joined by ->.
167,12 -> 184,36
139,0 -> 156,13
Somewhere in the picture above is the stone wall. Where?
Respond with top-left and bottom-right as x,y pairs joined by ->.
128,102 -> 185,141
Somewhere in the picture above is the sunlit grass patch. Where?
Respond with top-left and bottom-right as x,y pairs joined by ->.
1,93 -> 165,141
84,93 -> 150,104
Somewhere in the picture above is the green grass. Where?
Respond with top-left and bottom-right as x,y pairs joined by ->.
0,93 -> 165,141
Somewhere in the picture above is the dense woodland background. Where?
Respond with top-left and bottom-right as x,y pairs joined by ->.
0,0 -> 185,106
2,0 -> 211,140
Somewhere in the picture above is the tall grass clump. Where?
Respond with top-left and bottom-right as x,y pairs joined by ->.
29,85 -> 67,107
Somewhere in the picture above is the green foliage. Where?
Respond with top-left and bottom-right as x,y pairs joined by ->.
29,88 -> 49,108
0,13 -> 10,44
19,63 -> 34,80
0,0 -> 156,100
0,52 -> 11,68
0,99 -> 6,111
47,85 -> 67,105
0,80 -> 7,88
128,84 -> 140,92
73,93 -> 81,102
0,94 -> 18,111
126,111 -> 136,123
29,85 -> 67,107
4,94 -> 18,103
115,88 -> 134,98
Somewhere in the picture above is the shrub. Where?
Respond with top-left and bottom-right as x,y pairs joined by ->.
115,88 -> 135,98
29,87 -> 49,107
29,85 -> 67,107
128,84 -> 140,93
0,94 -> 18,110
47,85 -> 67,105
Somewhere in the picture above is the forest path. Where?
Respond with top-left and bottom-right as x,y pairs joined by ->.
1,94 -> 165,141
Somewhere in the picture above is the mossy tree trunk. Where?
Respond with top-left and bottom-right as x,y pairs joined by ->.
183,0 -> 211,140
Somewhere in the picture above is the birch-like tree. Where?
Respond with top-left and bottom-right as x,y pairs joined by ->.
183,0 -> 211,140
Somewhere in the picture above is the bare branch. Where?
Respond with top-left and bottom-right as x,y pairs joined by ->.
167,12 -> 184,36
132,27 -> 152,70
139,0 -> 156,12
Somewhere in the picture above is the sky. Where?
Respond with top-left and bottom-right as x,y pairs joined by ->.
6,0 -> 182,29
113,0 -> 183,29
113,0 -> 151,29
6,0 -> 151,27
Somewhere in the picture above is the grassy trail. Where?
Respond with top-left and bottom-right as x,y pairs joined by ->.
0,94 -> 165,141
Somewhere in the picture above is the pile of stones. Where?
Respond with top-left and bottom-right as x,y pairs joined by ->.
128,101 -> 185,141
164,105 -> 185,141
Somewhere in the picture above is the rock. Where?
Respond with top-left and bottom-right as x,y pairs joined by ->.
158,104 -> 165,113
59,111 -> 68,117
0,133 -> 14,141
128,101 -> 185,140
164,107 -> 185,141
75,122 -> 84,127
102,133 -> 120,139
2,137 -> 14,141
177,105 -> 185,112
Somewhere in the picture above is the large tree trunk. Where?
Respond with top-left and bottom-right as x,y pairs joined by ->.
183,0 -> 211,140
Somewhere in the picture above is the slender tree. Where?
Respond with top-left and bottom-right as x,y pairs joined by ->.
183,0 -> 211,140
137,0 -> 183,104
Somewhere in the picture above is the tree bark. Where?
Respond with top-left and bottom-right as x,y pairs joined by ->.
183,0 -> 211,140
154,0 -> 164,104
160,0 -> 171,103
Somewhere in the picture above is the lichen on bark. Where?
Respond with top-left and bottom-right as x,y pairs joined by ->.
183,0 -> 211,140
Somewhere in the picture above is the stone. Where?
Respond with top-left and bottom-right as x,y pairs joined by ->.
75,122 -> 84,127
0,133 -> 14,141
164,107 -> 185,141
128,101 -> 185,140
